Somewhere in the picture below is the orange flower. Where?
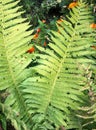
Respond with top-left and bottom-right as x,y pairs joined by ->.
68,2 -> 78,9
57,19 -> 63,23
57,19 -> 64,27
90,23 -> 96,29
27,47 -> 35,53
42,20 -> 46,23
33,33 -> 39,39
91,45 -> 96,50
36,28 -> 41,33
44,41 -> 47,47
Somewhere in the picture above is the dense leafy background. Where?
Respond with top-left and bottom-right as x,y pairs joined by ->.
19,0 -> 96,25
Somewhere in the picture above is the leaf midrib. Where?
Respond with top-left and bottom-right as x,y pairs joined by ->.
1,4 -> 32,129
44,9 -> 81,112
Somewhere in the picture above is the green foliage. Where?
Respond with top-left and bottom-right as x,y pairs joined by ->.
77,18 -> 96,129
19,0 -> 96,27
32,19 -> 58,48
77,68 -> 96,129
0,0 -> 96,130
0,0 -> 34,129
22,1 -> 96,130
19,0 -> 71,27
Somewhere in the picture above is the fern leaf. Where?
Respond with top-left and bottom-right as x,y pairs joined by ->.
0,0 -> 33,129
22,1 -> 95,129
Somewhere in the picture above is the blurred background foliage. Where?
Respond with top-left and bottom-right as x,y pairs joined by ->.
19,0 -> 70,27
18,0 -> 96,48
19,0 -> 96,26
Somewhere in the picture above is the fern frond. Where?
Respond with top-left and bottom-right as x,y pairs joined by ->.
0,0 -> 33,129
77,67 -> 96,129
22,1 -> 95,129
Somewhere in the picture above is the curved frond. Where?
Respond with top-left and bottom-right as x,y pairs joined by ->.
22,1 -> 95,129
0,0 -> 33,129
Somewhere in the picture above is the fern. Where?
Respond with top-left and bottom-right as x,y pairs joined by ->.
0,0 -> 34,130
22,1 -> 95,129
76,3 -> 96,128
77,28 -> 96,129
77,67 -> 96,129
0,0 -> 96,130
